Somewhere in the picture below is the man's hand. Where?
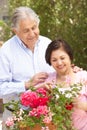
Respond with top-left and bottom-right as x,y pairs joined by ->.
25,72 -> 48,89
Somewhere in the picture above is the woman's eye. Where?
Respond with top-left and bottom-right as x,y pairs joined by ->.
61,57 -> 65,60
52,59 -> 57,62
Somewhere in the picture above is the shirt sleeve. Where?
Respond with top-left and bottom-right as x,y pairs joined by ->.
0,49 -> 26,96
77,71 -> 87,95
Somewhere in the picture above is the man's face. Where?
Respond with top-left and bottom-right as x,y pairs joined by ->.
13,18 -> 39,49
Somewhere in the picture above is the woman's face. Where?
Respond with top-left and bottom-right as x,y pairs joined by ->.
50,48 -> 72,75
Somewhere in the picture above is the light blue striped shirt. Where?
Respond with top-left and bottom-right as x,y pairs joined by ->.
0,35 -> 54,96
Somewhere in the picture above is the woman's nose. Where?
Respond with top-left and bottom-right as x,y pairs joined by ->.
57,60 -> 62,65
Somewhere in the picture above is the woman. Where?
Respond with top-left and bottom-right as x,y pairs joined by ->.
37,39 -> 87,130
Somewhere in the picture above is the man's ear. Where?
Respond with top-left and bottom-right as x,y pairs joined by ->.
12,28 -> 17,34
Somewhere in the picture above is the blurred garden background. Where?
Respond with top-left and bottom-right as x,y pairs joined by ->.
0,0 -> 87,70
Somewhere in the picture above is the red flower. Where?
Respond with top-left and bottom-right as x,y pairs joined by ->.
65,102 -> 74,110
38,97 -> 49,106
20,91 -> 39,108
20,89 -> 49,108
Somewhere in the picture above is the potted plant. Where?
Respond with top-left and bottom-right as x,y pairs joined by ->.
4,82 -> 81,130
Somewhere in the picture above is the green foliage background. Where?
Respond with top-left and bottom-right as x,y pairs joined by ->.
1,0 -> 87,70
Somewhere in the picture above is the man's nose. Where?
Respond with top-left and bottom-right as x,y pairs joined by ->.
29,30 -> 35,36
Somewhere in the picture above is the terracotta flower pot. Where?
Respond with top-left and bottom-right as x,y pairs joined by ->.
19,122 -> 57,130
20,124 -> 41,130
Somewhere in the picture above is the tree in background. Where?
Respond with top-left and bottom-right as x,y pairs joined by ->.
29,0 -> 87,70
1,0 -> 87,70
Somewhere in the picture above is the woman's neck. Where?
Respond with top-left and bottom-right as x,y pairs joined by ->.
56,69 -> 76,86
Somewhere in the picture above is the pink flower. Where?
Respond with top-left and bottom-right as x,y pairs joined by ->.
37,105 -> 49,116
43,112 -> 53,124
20,91 -> 39,107
29,105 -> 49,117
36,88 -> 47,96
43,116 -> 52,124
29,108 -> 38,117
5,117 -> 14,127
41,126 -> 49,130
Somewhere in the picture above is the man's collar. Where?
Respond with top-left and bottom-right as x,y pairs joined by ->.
15,35 -> 40,48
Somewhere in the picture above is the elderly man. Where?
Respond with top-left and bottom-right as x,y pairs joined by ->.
0,6 -> 54,96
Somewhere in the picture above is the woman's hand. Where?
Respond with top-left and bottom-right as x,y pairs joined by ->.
34,82 -> 53,90
71,64 -> 83,73
73,97 -> 87,111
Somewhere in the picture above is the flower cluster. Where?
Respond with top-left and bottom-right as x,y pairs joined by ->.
5,82 -> 82,130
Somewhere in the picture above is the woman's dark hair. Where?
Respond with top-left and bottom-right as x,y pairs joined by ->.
45,39 -> 73,65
